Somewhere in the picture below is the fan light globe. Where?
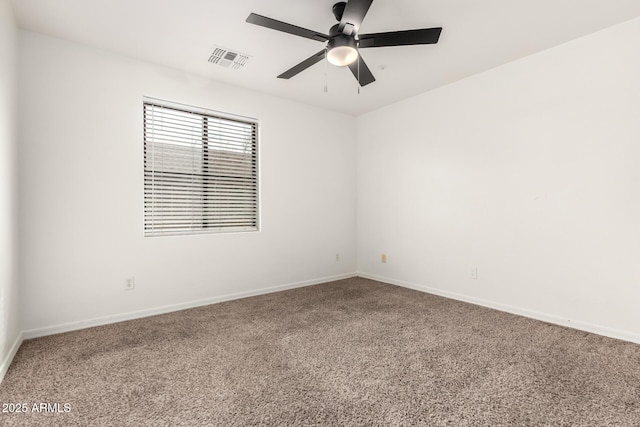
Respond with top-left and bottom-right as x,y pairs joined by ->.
327,35 -> 358,66
327,45 -> 358,66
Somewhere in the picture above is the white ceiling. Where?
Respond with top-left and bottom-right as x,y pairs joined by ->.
11,0 -> 640,116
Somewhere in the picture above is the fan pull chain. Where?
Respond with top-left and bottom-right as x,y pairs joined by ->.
324,48 -> 328,93
357,42 -> 360,95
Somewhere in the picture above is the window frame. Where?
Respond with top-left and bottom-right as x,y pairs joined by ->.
143,97 -> 260,237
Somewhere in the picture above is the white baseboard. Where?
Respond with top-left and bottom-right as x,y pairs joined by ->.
0,332 -> 23,384
358,272 -> 640,345
23,272 -> 357,340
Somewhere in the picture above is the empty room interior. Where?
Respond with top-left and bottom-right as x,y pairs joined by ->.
2,0 -> 640,425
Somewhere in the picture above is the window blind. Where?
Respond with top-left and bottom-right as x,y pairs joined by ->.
143,100 -> 258,236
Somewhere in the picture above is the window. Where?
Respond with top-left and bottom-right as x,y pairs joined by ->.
143,99 -> 258,236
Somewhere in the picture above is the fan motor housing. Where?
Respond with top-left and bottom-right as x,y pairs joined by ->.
329,22 -> 357,39
329,24 -> 342,38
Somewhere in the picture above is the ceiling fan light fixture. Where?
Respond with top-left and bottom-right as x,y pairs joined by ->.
327,35 -> 358,66
246,0 -> 443,86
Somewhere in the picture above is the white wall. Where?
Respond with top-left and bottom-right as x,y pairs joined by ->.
18,31 -> 357,334
357,17 -> 640,342
0,0 -> 20,380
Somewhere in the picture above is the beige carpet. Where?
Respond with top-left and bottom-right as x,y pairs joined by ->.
1,277 -> 639,426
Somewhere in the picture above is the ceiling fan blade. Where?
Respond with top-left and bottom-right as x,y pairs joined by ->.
358,27 -> 442,48
339,0 -> 374,34
347,55 -> 376,87
278,50 -> 326,79
246,13 -> 329,42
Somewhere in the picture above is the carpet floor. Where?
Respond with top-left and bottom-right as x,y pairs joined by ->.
1,277 -> 639,426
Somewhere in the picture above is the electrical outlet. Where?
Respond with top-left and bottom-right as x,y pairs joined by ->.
470,268 -> 478,280
125,276 -> 135,291
381,254 -> 387,264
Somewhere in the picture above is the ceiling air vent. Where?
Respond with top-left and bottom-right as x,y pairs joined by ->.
208,46 -> 251,70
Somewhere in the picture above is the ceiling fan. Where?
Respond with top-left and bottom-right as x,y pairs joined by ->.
246,0 -> 442,87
